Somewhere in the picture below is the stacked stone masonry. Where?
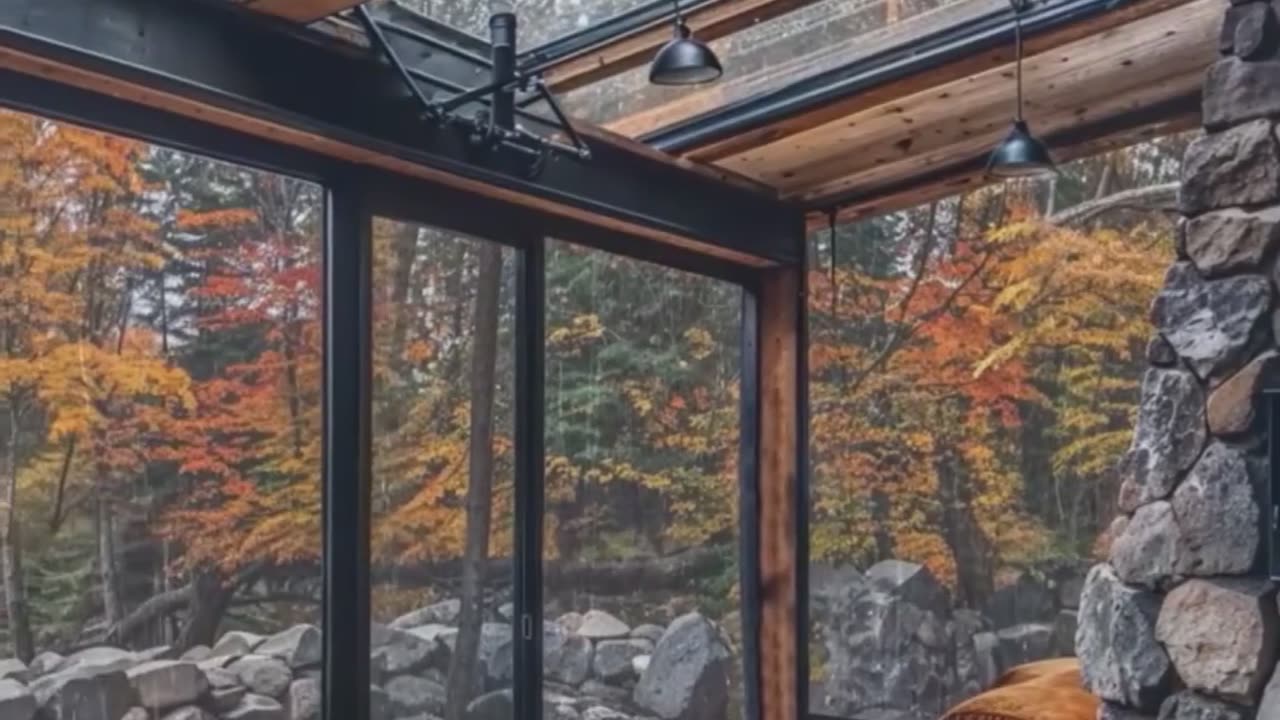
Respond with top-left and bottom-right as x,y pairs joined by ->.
1076,3 -> 1280,718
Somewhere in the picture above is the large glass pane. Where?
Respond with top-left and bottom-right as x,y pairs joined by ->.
0,109 -> 324,717
807,133 -> 1193,720
543,239 -> 745,720
394,0 -> 651,50
369,219 -> 516,720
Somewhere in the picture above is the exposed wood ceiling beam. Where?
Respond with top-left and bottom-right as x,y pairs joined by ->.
539,0 -> 823,94
762,0 -> 1216,202
242,0 -> 362,23
810,93 -> 1201,227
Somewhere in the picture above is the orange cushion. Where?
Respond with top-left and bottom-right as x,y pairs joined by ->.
942,659 -> 1098,720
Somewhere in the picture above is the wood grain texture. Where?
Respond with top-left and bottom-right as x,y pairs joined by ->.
725,0 -> 1217,200
758,267 -> 801,720
679,0 -> 1192,163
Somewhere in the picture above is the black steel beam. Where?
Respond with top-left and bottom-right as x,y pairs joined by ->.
322,178 -> 373,720
643,0 -> 1157,153
0,0 -> 799,266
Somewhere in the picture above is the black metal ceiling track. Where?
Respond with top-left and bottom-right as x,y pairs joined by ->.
517,0 -> 721,73
0,0 -> 798,266
642,0 -> 1134,153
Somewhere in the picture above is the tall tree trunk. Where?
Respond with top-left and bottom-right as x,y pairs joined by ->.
444,244 -> 503,720
96,486 -> 124,626
937,450 -> 995,608
1,404 -> 33,661
175,570 -> 234,650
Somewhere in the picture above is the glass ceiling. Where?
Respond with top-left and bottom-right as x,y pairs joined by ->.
388,0 -> 1013,139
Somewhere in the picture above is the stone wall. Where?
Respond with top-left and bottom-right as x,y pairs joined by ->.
1075,4 -> 1280,718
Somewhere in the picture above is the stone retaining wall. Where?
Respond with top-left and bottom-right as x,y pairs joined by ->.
1075,4 -> 1280,718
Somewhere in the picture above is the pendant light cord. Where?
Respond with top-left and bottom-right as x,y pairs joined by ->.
1013,0 -> 1025,122
672,0 -> 684,23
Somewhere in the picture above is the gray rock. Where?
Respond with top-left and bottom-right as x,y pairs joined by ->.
544,623 -> 593,686
1260,659 -> 1280,720
1233,2 -> 1276,59
289,678 -> 320,720
385,675 -> 447,717
211,685 -> 247,713
1209,351 -> 1280,436
557,612 -> 585,634
973,633 -> 1001,690
1157,578 -> 1278,702
1099,701 -> 1155,720
126,660 -> 210,711
1059,574 -> 1086,610
583,707 -> 629,720
1181,120 -> 1280,215
161,706 -> 215,720
576,610 -> 631,640
30,667 -> 136,720
370,685 -> 391,719
630,625 -> 666,646
211,632 -> 266,659
203,666 -> 239,689
1204,57 -> 1280,130
136,646 -> 176,663
1147,335 -> 1178,367
466,689 -> 512,720
1110,501 -> 1180,589
593,639 -> 652,682
1117,367 -> 1207,512
180,646 -> 211,662
122,707 -> 149,720
223,693 -> 285,720
1186,206 -> 1280,277
983,571 -> 1056,627
371,628 -> 436,678
227,655 -> 292,698
1158,691 -> 1249,720
952,609 -> 989,696
391,599 -> 461,629
478,622 -> 514,687
26,652 -> 62,678
0,660 -> 28,684
1076,564 -> 1172,710
865,559 -> 950,617
582,679 -> 631,704
0,678 -> 35,720
994,624 -> 1054,669
497,602 -> 515,621
403,623 -> 454,647
1172,442 -> 1260,577
1052,610 -> 1079,657
632,655 -> 651,677
256,625 -> 321,669
59,646 -> 136,674
634,613 -> 730,720
1150,263 -> 1270,381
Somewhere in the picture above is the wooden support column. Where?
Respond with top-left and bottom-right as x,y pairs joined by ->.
757,264 -> 805,720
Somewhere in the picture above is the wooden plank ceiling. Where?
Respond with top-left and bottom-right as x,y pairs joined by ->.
633,0 -> 1216,222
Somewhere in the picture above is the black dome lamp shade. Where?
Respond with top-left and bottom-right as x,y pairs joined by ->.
986,0 -> 1057,178
649,1 -> 723,86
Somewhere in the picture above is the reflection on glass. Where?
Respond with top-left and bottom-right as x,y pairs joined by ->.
543,239 -> 744,720
0,109 -> 324,718
369,219 -> 516,720
806,134 -> 1194,719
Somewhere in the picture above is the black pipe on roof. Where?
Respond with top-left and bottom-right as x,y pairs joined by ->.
641,0 -> 1132,153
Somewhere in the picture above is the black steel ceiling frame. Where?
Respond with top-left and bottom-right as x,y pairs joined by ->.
642,0 -> 1145,152
0,0 -> 799,267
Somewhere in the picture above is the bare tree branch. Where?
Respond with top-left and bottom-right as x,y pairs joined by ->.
1049,182 -> 1179,227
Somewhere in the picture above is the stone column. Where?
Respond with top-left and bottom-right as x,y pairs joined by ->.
1074,4 -> 1280,720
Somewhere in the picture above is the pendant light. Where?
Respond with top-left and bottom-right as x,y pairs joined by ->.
986,0 -> 1057,178
649,0 -> 723,86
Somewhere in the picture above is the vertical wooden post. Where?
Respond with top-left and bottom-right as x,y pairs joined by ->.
757,265 -> 805,720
